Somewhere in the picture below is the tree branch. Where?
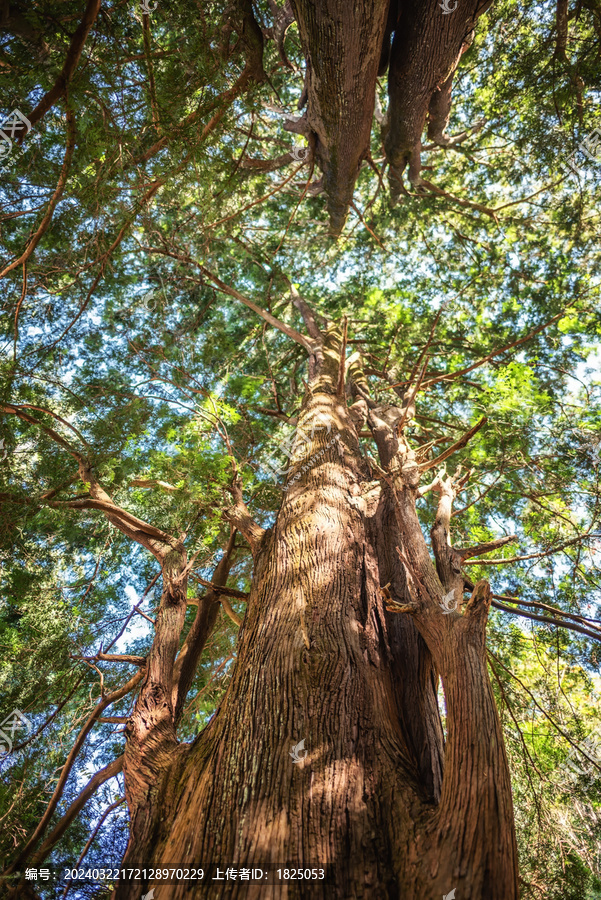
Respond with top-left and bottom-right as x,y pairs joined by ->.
462,533 -> 596,565
172,529 -> 239,722
490,599 -> 601,643
1,102 -> 76,281
419,178 -> 498,220
26,0 -> 101,130
224,476 -> 266,556
458,535 -> 518,560
289,282 -> 325,341
555,0 -> 569,60
31,756 -> 124,865
200,266 -> 315,353
1,403 -> 85,461
413,305 -> 578,391
70,653 -> 147,666
6,669 -> 143,873
191,575 -> 249,601
60,797 -> 125,898
488,651 -> 601,775
420,417 -> 486,472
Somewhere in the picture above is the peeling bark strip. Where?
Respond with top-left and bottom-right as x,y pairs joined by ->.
288,0 -> 390,236
114,319 -> 518,900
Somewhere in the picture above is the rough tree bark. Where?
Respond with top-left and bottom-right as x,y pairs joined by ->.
287,0 -> 390,236
114,312 -> 519,899
284,0 -> 493,231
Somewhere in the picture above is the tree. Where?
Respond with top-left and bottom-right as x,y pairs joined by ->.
1,1 -> 601,898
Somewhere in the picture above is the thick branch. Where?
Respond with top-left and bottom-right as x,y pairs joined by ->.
458,535 -> 518,560
1,403 -> 85,461
201,266 -> 314,353
289,282 -> 325,341
266,0 -> 295,69
225,477 -> 266,556
71,653 -> 147,666
192,575 -> 249,601
172,530 -> 239,723
26,0 -> 101,130
288,0 -> 390,235
240,150 -> 296,172
0,103 -> 76,281
555,0 -> 570,60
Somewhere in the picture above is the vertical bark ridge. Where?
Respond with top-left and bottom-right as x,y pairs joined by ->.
288,0 -> 391,235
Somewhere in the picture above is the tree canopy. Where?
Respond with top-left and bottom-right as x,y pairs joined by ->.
1,1 -> 601,897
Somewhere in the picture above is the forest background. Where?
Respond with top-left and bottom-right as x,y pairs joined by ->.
0,0 -> 601,897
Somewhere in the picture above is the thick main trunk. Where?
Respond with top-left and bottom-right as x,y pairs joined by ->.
116,334 -> 518,899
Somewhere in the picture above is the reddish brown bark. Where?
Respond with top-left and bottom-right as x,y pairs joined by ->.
288,0 -> 391,236
283,0 -> 493,225
114,323 -> 518,899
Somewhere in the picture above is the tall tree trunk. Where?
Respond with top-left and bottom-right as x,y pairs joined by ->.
116,326 -> 518,899
288,0 -> 390,236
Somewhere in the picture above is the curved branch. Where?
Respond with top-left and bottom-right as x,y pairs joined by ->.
32,756 -> 124,865
27,0 -> 101,130
1,101 -> 76,280
200,266 -> 314,353
289,282 -> 325,341
10,673 -> 84,754
420,304 -> 578,390
459,535 -> 518,560
462,533 -> 596,566
420,417 -> 486,472
4,669 -> 143,874
1,403 -> 85,461
491,599 -> 601,642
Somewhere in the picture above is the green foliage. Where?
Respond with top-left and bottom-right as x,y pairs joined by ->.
0,0 -> 600,895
